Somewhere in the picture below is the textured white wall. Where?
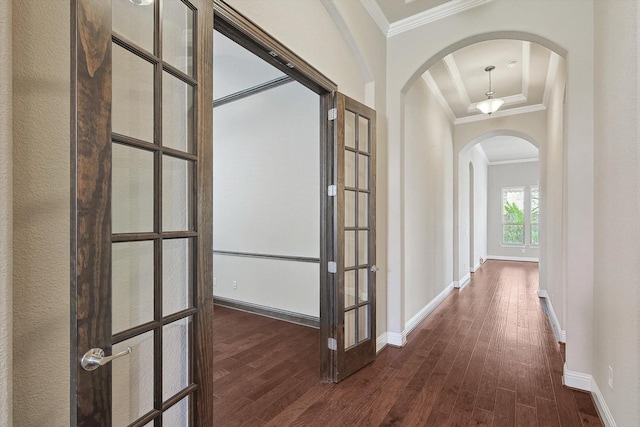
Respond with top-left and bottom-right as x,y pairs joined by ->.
593,1 -> 640,424
0,1 -> 12,425
403,77 -> 453,324
12,1 -> 70,424
487,162 -> 540,259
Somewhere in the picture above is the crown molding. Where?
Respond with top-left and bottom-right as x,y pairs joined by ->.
388,0 -> 494,37
360,0 -> 390,36
455,103 -> 546,125
488,157 -> 539,166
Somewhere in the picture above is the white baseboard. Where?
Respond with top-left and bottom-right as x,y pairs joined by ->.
487,255 -> 539,262
454,274 -> 470,289
386,331 -> 405,347
537,290 -> 566,342
404,282 -> 454,337
563,364 -> 592,391
590,377 -> 618,427
376,333 -> 387,353
471,262 -> 482,272
562,366 -> 617,426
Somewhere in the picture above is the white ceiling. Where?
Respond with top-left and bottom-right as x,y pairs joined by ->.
479,136 -> 538,164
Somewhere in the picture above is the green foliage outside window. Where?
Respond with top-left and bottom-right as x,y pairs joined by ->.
503,201 -> 524,244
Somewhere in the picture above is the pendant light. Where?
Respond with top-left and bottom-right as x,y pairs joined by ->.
476,65 -> 504,115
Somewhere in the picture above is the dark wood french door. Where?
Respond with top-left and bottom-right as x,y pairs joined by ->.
71,0 -> 214,424
325,93 -> 378,382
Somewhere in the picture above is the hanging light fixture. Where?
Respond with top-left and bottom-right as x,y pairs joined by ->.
476,65 -> 504,115
129,0 -> 153,6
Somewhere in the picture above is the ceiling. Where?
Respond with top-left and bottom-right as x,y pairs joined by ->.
478,136 -> 538,164
214,12 -> 546,163
424,39 -> 559,125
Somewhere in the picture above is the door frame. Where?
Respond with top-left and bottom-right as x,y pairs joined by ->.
212,0 -> 344,382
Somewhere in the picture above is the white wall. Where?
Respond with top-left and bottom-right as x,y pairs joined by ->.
225,0 -> 389,337
457,145 -> 489,278
0,1 -> 12,425
387,0 -> 594,375
539,58 -> 566,332
12,1 -> 70,424
487,161 -> 540,259
212,82 -> 320,316
592,1 -> 640,425
403,77 -> 453,324
471,146 -> 488,271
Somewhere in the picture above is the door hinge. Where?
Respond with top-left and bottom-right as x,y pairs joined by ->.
327,185 -> 337,197
328,338 -> 337,351
328,261 -> 337,273
328,108 -> 337,121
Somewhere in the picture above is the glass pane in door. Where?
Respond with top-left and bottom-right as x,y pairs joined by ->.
162,0 -> 194,76
163,238 -> 194,316
112,241 -> 155,334
162,155 -> 193,231
112,144 -> 154,233
113,0 -> 154,53
112,43 -> 154,142
112,332 -> 155,426
163,317 -> 190,400
162,72 -> 195,153
163,396 -> 190,426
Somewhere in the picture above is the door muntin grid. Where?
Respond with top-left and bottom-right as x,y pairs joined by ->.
343,108 -> 372,350
111,0 -> 198,424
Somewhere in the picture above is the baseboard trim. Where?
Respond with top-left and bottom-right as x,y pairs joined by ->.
454,274 -> 470,289
537,290 -> 566,343
214,297 -> 319,328
487,255 -> 539,262
376,333 -> 388,353
590,377 -> 618,427
404,282 -> 454,338
563,364 -> 592,391
386,331 -> 405,347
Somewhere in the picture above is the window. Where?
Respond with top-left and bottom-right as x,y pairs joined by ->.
530,185 -> 539,246
502,187 -> 525,245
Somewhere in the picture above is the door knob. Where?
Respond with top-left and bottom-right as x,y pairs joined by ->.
81,346 -> 132,371
370,265 -> 379,273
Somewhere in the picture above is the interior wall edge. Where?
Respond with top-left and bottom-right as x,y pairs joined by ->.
0,0 -> 13,425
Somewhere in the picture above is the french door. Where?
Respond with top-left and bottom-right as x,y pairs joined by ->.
325,93 -> 377,382
71,0 -> 214,424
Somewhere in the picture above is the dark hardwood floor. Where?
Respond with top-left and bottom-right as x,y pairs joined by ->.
212,260 -> 603,426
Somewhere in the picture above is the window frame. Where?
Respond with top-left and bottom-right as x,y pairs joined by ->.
501,186 -> 526,246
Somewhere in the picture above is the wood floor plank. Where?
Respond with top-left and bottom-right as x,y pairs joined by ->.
515,403 -> 537,427
493,387 -> 516,427
212,261 -> 604,426
469,407 -> 493,427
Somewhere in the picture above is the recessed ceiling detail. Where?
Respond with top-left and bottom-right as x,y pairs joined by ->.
422,39 -> 558,124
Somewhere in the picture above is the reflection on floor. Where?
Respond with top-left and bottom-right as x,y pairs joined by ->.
212,260 -> 603,426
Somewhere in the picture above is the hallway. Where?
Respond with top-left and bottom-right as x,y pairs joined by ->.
212,260 -> 602,426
